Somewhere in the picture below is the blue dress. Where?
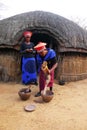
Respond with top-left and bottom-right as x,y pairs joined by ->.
20,42 -> 37,85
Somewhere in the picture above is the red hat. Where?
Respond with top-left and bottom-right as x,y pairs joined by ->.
34,42 -> 47,53
23,31 -> 32,37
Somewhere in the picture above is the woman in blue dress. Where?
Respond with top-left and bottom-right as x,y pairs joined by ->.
20,31 -> 37,88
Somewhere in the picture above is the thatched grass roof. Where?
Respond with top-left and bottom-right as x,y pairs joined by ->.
0,11 -> 87,52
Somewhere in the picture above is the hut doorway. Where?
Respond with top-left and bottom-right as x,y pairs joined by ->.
30,32 -> 59,57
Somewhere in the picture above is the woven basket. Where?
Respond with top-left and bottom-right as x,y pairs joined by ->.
18,88 -> 31,100
41,90 -> 54,102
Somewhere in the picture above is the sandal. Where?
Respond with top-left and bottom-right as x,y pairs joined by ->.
35,92 -> 41,97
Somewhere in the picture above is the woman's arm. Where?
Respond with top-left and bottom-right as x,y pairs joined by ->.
47,57 -> 58,73
49,63 -> 58,73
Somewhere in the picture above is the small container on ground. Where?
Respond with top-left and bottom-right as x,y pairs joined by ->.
41,90 -> 54,102
18,88 -> 31,101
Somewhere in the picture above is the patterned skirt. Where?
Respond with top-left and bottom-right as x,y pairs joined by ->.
21,57 -> 37,85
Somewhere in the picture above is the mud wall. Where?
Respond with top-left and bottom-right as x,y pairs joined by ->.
0,49 -> 21,82
57,53 -> 87,82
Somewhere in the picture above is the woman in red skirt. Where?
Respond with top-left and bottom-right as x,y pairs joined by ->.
34,42 -> 58,97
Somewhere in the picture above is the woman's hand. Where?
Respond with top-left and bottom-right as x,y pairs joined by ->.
26,48 -> 33,52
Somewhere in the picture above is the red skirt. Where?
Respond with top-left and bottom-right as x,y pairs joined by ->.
39,70 -> 54,91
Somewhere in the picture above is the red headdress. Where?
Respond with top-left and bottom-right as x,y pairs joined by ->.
23,31 -> 32,37
34,42 -> 47,52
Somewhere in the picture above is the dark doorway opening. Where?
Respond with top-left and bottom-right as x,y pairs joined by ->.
31,32 -> 59,58
31,33 -> 51,45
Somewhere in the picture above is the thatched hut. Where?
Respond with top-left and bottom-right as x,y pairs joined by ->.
0,11 -> 87,82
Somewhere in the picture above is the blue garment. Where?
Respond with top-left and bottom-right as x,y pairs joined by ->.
22,57 -> 37,85
20,42 -> 37,85
36,48 -> 56,73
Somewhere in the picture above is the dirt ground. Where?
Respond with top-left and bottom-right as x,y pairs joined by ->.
0,79 -> 87,130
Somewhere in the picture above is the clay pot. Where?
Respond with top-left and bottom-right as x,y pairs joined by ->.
41,90 -> 54,102
18,88 -> 31,101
